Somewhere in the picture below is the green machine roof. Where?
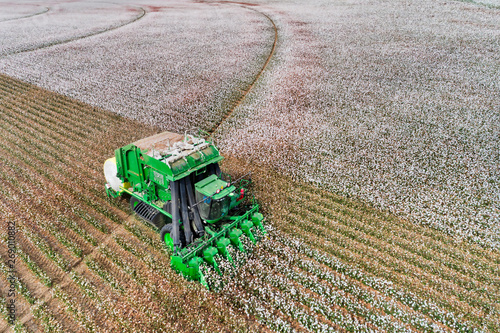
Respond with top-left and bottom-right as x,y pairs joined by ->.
195,174 -> 236,200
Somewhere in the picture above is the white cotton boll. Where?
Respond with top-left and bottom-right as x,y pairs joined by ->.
0,2 -> 272,136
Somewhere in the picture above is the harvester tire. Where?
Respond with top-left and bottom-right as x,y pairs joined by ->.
130,196 -> 140,211
160,223 -> 187,249
160,223 -> 172,240
160,223 -> 173,249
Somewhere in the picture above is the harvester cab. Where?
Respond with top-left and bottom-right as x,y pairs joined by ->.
195,175 -> 239,222
104,131 -> 265,288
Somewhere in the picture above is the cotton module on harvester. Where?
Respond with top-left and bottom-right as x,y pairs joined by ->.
103,131 -> 266,287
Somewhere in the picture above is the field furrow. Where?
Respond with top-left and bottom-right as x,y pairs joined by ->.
0,146 -> 117,244
0,110 -> 119,211
258,251 -> 421,332
0,231 -> 80,331
0,261 -> 45,332
0,246 -> 85,333
0,192 -> 163,332
261,235 -> 458,332
0,78 -> 127,136
0,135 -> 125,227
248,261 -> 382,332
279,220 -> 481,329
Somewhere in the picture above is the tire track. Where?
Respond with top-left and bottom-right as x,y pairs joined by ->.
1,4 -> 146,57
207,2 -> 278,136
0,6 -> 49,23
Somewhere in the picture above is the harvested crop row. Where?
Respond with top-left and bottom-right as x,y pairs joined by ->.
0,93 -> 138,215
0,254 -> 45,331
0,73 -> 263,332
0,138 -> 121,233
0,213 -> 82,331
0,163 -> 100,262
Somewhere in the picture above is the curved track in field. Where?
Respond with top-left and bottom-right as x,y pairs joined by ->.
0,6 -> 49,23
1,5 -> 146,57
207,2 -> 278,136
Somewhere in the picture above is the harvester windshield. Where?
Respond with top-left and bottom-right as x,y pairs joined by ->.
195,174 -> 236,222
196,195 -> 230,221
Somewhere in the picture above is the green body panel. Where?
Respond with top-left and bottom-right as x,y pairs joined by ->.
115,143 -> 223,185
158,189 -> 171,202
115,145 -> 144,186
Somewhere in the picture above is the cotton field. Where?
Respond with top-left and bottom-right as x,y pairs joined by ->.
0,0 -> 498,332
217,0 -> 500,249
1,0 -> 497,250
0,2 -> 143,56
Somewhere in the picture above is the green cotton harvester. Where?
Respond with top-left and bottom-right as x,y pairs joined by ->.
104,131 -> 265,287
